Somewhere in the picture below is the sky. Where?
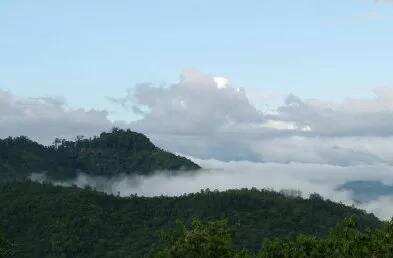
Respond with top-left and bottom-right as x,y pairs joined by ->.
2,1 -> 393,219
1,0 -> 393,121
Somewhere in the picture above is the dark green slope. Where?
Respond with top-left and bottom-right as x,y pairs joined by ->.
0,136 -> 48,181
0,128 -> 200,181
0,181 -> 380,258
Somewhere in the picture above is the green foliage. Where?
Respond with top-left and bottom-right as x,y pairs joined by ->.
0,229 -> 12,258
0,136 -> 48,181
0,128 -> 200,181
156,217 -> 393,258
154,219 -> 234,258
258,217 -> 393,257
0,181 -> 380,257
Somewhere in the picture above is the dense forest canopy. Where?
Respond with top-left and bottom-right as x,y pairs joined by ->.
0,229 -> 12,257
0,128 -> 200,181
154,217 -> 393,258
0,181 -> 380,257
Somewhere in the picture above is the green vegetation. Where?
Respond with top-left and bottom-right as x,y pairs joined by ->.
155,217 -> 393,258
0,128 -> 200,181
0,229 -> 12,258
258,217 -> 393,257
0,181 -> 380,257
154,219 -> 241,258
0,136 -> 48,181
0,131 -> 389,257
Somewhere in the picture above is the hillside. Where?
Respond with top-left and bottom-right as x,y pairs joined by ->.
0,128 -> 200,181
0,181 -> 380,257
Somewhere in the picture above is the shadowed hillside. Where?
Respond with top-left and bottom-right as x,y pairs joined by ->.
0,181 -> 380,257
0,128 -> 200,181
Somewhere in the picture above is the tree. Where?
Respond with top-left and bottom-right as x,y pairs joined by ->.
0,230 -> 11,257
154,219 -> 249,258
258,217 -> 393,257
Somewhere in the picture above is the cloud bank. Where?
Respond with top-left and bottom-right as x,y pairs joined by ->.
3,70 -> 393,166
112,70 -> 393,167
0,89 -> 115,144
32,158 -> 393,220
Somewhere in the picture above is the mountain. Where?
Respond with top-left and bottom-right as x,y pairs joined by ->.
338,180 -> 393,203
0,181 -> 380,257
0,128 -> 200,181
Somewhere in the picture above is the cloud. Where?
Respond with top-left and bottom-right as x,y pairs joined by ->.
32,158 -> 393,220
126,69 -> 264,135
108,70 -> 393,166
4,70 -> 393,168
359,196 -> 393,220
1,68 -> 393,167
274,88 -> 393,137
0,89 -> 116,144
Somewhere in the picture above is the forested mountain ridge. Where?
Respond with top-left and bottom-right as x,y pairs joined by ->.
0,181 -> 380,257
0,128 -> 200,181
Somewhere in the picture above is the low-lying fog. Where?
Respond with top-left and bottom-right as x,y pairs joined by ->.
31,158 -> 393,221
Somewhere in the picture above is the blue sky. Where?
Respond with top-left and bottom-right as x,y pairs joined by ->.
1,0 -> 393,121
